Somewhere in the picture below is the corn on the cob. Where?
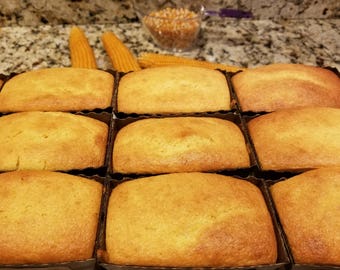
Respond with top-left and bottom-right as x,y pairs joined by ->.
69,26 -> 97,69
101,31 -> 141,73
138,53 -> 245,73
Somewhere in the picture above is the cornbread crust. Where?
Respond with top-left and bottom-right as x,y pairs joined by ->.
112,117 -> 250,174
117,66 -> 231,114
270,167 -> 340,265
0,170 -> 103,264
0,111 -> 108,171
232,63 -> 340,112
105,172 -> 277,267
0,67 -> 114,112
248,107 -> 340,171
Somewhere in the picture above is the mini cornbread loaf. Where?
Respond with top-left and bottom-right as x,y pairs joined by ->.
248,107 -> 340,171
0,67 -> 114,112
0,170 -> 102,264
112,117 -> 250,174
0,111 -> 108,171
270,167 -> 340,265
232,63 -> 340,112
117,66 -> 231,114
104,172 -> 277,267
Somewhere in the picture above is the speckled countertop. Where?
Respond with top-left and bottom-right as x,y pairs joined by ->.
0,18 -> 339,75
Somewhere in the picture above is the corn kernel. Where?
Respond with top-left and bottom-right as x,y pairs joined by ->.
143,7 -> 201,51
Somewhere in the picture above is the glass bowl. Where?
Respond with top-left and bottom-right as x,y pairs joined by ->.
133,0 -> 205,52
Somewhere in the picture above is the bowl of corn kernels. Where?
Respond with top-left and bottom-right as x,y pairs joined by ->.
132,0 -> 205,52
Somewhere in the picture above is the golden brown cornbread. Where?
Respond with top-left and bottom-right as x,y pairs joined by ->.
0,67 -> 114,112
0,170 -> 103,264
270,167 -> 340,265
117,66 -> 231,114
232,63 -> 340,112
105,172 -> 277,267
0,111 -> 108,171
248,107 -> 340,171
112,117 -> 250,174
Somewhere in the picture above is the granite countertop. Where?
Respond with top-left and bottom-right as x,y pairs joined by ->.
0,18 -> 339,75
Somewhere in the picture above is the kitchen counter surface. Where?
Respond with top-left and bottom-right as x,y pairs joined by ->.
0,18 -> 339,75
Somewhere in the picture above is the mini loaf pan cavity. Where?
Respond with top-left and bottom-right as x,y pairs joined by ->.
96,174 -> 290,270
0,111 -> 113,175
0,73 -> 12,117
0,73 -> 9,90
225,70 -> 244,114
220,69 -> 239,112
228,65 -> 340,114
50,111 -> 114,176
0,259 -> 96,270
114,67 -> 235,119
0,67 -> 118,115
227,71 -> 273,116
107,112 -> 257,178
68,111 -> 114,176
287,263 -> 340,270
237,113 -> 300,180
264,178 -> 340,270
0,172 -> 107,270
55,111 -> 114,175
242,107 -> 340,177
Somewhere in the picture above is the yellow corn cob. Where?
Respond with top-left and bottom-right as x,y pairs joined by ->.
69,26 -> 97,69
138,53 -> 245,73
101,31 -> 141,73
